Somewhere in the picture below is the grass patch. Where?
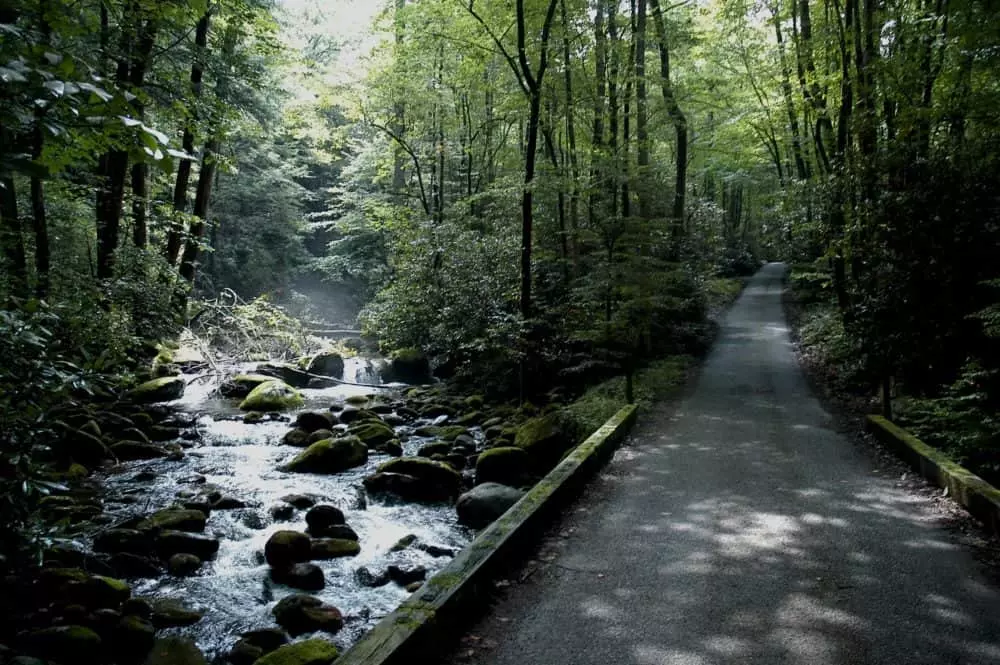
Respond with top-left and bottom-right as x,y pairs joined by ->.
704,277 -> 745,311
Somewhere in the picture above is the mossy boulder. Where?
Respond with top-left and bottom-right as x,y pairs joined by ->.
131,377 -> 185,404
154,531 -> 219,559
111,441 -> 171,461
281,437 -> 368,474
294,411 -> 334,433
306,350 -> 344,379
514,411 -> 574,470
377,457 -> 462,489
364,457 -> 462,502
475,446 -> 530,486
264,530 -> 312,568
59,430 -> 111,466
25,625 -> 102,665
255,362 -> 312,389
456,483 -> 526,529
382,347 -> 432,384
417,441 -> 452,458
271,562 -> 325,591
113,614 -> 157,663
239,380 -> 303,412
94,528 -> 153,556
219,374 -> 276,399
142,509 -> 206,533
271,594 -> 343,636
282,428 -> 312,448
251,639 -> 338,665
309,538 -> 360,559
348,421 -> 395,448
149,598 -> 205,628
167,553 -> 202,576
142,637 -> 207,665
414,425 -> 468,441
304,504 -> 344,531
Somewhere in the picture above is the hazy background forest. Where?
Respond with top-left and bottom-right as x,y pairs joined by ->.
2,0 -> 1000,554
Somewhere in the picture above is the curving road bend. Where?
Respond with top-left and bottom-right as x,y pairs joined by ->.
448,263 -> 1000,665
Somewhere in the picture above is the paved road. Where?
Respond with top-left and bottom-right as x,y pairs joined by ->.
449,263 -> 1000,665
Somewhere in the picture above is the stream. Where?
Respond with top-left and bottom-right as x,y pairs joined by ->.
90,357 -> 475,660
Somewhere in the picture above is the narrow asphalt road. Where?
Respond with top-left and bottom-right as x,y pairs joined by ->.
444,263 -> 1000,665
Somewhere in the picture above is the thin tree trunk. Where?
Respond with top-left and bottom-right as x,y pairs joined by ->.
607,0 -> 619,215
0,176 -> 26,296
590,0 -> 608,227
623,0 -> 633,221
31,0 -> 51,296
561,0 -> 579,269
178,137 -> 219,288
650,0 -> 688,241
635,0 -> 650,218
771,1 -> 809,180
392,0 -> 406,193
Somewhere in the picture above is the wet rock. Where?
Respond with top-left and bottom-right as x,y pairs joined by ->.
419,404 -> 456,419
514,411 -> 574,470
363,473 -> 444,503
239,381 -> 304,412
155,531 -> 219,559
405,581 -> 423,593
264,531 -> 311,568
389,534 -> 417,552
244,412 -> 266,424
456,483 -> 526,529
59,430 -> 111,466
309,539 -> 360,559
130,377 -> 185,404
453,434 -> 477,449
484,424 -> 504,439
271,594 -> 343,636
310,524 -> 358,541
143,509 -> 206,533
213,496 -> 246,510
111,441 -> 171,461
271,563 -> 324,591
382,414 -> 406,427
94,529 -> 153,556
354,567 -> 390,588
255,363 -> 312,389
282,429 -> 311,447
113,615 -> 156,663
280,495 -> 316,509
252,639 -> 338,665
348,422 -> 395,448
304,505 -> 344,532
306,350 -> 345,379
456,411 -> 483,425
218,374 -> 276,399
281,437 -> 368,474
269,505 -> 295,522
242,512 -> 267,530
334,406 -> 362,424
367,457 -> 462,501
418,543 -> 458,558
148,426 -> 181,442
475,446 -> 530,486
122,598 -> 153,618
445,453 -> 467,470
228,640 -> 264,665
387,564 -> 427,586
307,429 -> 334,444
142,636 -> 207,665
417,441 -> 451,458
383,348 -> 431,384
167,553 -> 201,576
149,598 -> 204,628
25,625 -> 102,665
374,439 -> 403,457
109,553 -> 162,578
240,628 -> 289,653
294,412 -> 334,434
180,498 -> 213,515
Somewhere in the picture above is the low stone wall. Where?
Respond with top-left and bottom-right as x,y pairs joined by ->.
867,415 -> 1000,536
337,404 -> 639,665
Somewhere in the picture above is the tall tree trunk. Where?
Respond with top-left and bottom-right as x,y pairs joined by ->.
623,0 -> 634,221
635,0 -> 650,218
31,0 -> 51,296
606,0 -> 619,215
0,176 -> 26,296
590,0 -> 608,227
128,16 -> 157,250
393,0 -> 407,193
650,0 -> 688,242
178,138 -> 219,288
561,0 -> 579,271
165,11 -> 211,265
771,1 -> 809,180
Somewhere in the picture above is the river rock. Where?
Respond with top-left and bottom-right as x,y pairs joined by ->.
131,377 -> 185,404
143,509 -> 206,533
387,564 -> 427,586
304,505 -> 344,531
255,362 -> 312,389
363,473 -> 443,503
515,411 -> 574,470
25,625 -> 102,665
155,531 -> 219,559
212,495 -> 246,510
239,381 -> 304,412
294,412 -> 334,433
417,441 -> 451,458
280,494 -> 316,509
308,429 -> 335,443
241,628 -> 289,653
264,531 -> 311,568
149,598 -> 204,628
313,524 -> 358,541
111,441 -> 171,461
334,406 -> 362,423
306,350 -> 344,379
218,374 -> 276,399
271,563 -> 324,591
61,430 -> 111,466
354,566 -> 390,588
347,421 -> 395,448
122,598 -> 154,618
252,639 -> 338,665
142,637 -> 207,665
474,447 -> 530,486
382,348 -> 431,384
110,553 -> 163,578
113,615 -> 156,663
281,437 -> 368,474
228,640 -> 264,665
167,553 -> 201,576
309,539 -> 360,559
94,529 -> 153,556
369,457 -> 462,500
271,594 -> 344,636
456,483 -> 526,529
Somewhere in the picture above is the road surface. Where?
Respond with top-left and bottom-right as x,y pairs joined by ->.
445,263 -> 1000,665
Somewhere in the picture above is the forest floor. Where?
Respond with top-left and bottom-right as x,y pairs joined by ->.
434,263 -> 1000,665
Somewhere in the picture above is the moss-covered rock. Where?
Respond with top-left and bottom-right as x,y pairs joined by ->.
142,636 -> 207,665
281,437 -> 368,474
414,425 -> 468,441
514,411 -> 574,470
417,441 -> 452,458
167,553 -> 202,576
154,531 -> 219,559
255,362 -> 312,389
142,509 -> 206,533
113,614 -> 157,663
363,457 -> 462,502
306,350 -> 344,379
382,347 -> 432,384
239,380 -> 304,412
110,441 -> 171,461
348,421 -> 395,448
131,377 -> 185,404
149,598 -> 204,628
377,457 -> 462,489
271,562 -> 325,591
219,374 -> 276,399
309,538 -> 361,559
282,428 -> 312,448
456,482 -> 525,529
294,411 -> 334,433
25,625 -> 102,665
94,528 -> 153,556
271,595 -> 343,637
251,639 -> 338,665
475,446 -> 530,486
264,530 -> 312,568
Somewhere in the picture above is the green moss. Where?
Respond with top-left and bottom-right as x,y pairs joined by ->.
131,376 -> 185,403
252,639 -> 338,665
391,347 -> 425,363
282,436 -> 368,474
239,380 -> 304,412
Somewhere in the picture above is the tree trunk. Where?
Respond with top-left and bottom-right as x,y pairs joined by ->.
606,0 -> 619,215
165,11 -> 211,265
393,0 -> 407,193
771,1 -> 809,180
0,176 -> 26,296
635,0 -> 650,219
590,1 -> 608,228
178,138 -> 219,288
31,0 -> 51,296
560,0 -> 579,271
650,0 -> 688,241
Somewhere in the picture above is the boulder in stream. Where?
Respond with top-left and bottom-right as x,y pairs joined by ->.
167,553 -> 202,576
251,639 -> 338,665
24,625 -> 102,665
308,539 -> 360,559
155,530 -> 220,559
255,362 -> 312,389
112,614 -> 156,663
142,508 -> 206,533
239,381 -> 304,412
271,594 -> 344,636
294,412 -> 334,433
142,636 -> 207,665
281,437 -> 368,474
218,374 -> 276,399
305,350 -> 344,379
456,483 -> 526,529
111,441 -> 172,461
365,457 -> 463,502
271,562 -> 324,591
382,348 -> 432,384
264,530 -> 311,568
304,505 -> 344,531
474,446 -> 530,486
347,421 -> 395,448
148,597 -> 204,628
514,411 -> 575,471
130,377 -> 185,404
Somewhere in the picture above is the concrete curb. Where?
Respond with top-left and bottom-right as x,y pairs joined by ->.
866,415 -> 1000,536
337,404 -> 639,665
